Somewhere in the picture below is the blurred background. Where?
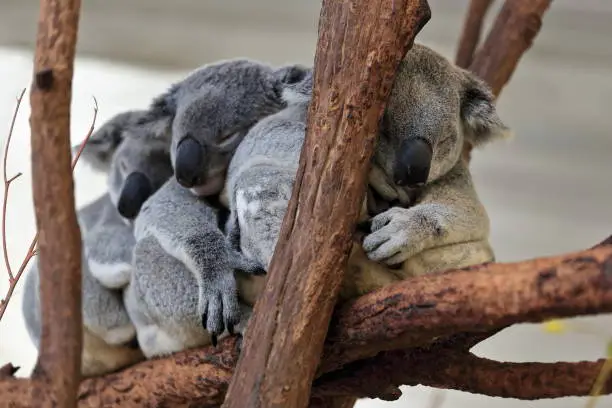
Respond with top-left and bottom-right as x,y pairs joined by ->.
0,0 -> 611,407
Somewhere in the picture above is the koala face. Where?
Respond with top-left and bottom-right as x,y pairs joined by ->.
108,134 -> 173,220
77,110 -> 149,173
375,43 -> 510,189
170,59 -> 310,196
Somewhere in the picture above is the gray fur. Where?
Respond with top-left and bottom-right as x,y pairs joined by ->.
130,178 -> 263,348
226,44 -> 510,297
362,43 -> 511,269
22,196 -> 144,377
75,110 -> 150,173
124,235 -> 252,357
84,128 -> 173,289
225,70 -> 313,269
135,58 -> 309,196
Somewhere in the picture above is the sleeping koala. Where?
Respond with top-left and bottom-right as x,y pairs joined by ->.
22,194 -> 144,377
360,43 -> 511,278
225,43 -> 510,301
125,61 -> 309,355
77,112 -> 173,289
134,58 -> 304,197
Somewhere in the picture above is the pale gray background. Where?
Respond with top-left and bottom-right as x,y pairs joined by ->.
0,0 -> 611,407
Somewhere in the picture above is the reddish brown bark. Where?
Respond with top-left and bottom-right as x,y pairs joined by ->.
0,239 -> 602,406
222,1 -> 431,407
314,336 -> 612,400
455,0 -> 494,68
461,0 -> 552,161
28,0 -> 83,407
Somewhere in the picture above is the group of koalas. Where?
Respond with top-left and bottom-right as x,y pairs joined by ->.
21,43 -> 511,377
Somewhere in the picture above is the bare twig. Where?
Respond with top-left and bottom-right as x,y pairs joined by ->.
455,0 -> 494,68
0,100 -> 98,322
2,89 -> 26,281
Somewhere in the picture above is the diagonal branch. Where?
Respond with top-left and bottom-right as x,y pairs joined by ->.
223,1 -> 431,407
455,0 -> 494,69
461,0 -> 552,161
469,0 -> 553,97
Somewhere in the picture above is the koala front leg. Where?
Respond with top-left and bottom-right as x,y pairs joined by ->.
363,163 -> 490,266
84,223 -> 135,289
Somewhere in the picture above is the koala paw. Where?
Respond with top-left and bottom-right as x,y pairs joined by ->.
362,207 -> 429,265
199,273 -> 242,346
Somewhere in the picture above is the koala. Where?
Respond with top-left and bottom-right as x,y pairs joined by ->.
76,110 -> 149,173
123,61 -> 309,354
360,43 -> 511,277
22,194 -> 144,377
77,115 -> 174,289
126,178 -> 264,356
226,43 -> 510,302
134,58 -> 308,197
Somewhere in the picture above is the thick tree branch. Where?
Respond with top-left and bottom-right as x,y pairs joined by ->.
455,0 -> 494,69
314,342 -> 612,400
28,0 -> 83,407
223,1 -> 431,407
5,239 -> 601,407
321,242 -> 612,373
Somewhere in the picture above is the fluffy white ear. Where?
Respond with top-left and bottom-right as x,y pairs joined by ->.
460,71 -> 513,147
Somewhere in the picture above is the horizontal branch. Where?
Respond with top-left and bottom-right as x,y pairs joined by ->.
314,339 -> 612,400
3,237 -> 601,406
321,240 -> 612,373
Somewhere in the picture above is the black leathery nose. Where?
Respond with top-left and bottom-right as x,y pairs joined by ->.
394,138 -> 432,187
117,172 -> 153,219
175,137 -> 204,188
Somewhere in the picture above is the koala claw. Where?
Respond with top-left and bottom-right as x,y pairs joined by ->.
211,334 -> 218,348
362,208 -> 416,265
199,277 -> 242,343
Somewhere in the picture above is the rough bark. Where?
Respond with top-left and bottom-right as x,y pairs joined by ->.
314,337 -> 612,400
321,242 -> 612,373
1,239 -> 600,407
455,0 -> 494,69
222,1 -> 431,407
461,0 -> 552,161
28,0 -> 83,407
469,0 -> 553,96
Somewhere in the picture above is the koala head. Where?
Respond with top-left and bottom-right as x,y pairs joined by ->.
75,110 -> 149,173
107,132 -> 173,220
136,59 -> 310,197
375,43 -> 511,189
278,65 -> 313,105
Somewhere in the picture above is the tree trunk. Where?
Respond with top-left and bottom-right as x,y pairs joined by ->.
28,0 -> 83,407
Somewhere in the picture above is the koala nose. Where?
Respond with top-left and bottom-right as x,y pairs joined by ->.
174,136 -> 204,188
117,172 -> 153,219
394,138 -> 432,187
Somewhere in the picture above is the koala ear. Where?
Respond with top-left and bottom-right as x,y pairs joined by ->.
77,123 -> 124,172
274,64 -> 310,85
460,72 -> 512,147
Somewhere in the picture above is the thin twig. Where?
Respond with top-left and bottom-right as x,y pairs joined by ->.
2,89 -> 26,281
0,98 -> 98,322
